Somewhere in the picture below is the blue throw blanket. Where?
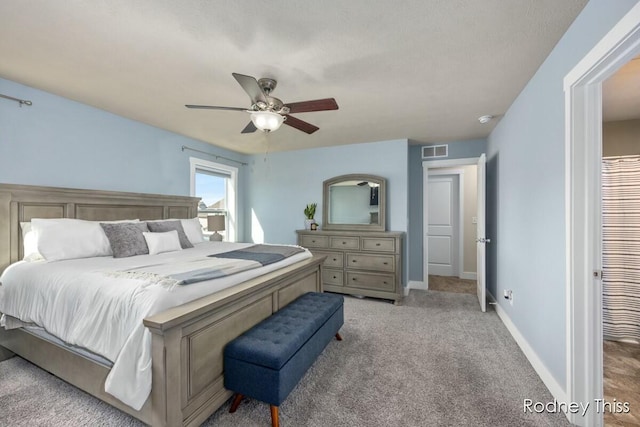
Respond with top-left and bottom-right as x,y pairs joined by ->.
209,244 -> 305,265
104,244 -> 306,287
171,244 -> 305,285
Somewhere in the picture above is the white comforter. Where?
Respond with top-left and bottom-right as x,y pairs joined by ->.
0,242 -> 311,410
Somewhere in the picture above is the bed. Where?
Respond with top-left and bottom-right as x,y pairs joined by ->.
0,183 -> 324,426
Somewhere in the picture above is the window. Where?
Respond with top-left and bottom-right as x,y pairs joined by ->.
190,158 -> 238,242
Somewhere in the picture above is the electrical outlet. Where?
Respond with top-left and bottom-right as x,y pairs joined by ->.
472,216 -> 478,224
503,289 -> 513,305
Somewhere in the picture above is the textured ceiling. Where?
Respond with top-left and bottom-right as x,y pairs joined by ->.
0,1 -> 587,154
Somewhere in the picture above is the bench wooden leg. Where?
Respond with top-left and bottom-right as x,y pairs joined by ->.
270,405 -> 279,427
335,332 -> 343,341
229,393 -> 243,413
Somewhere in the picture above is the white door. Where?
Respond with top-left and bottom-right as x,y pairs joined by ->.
427,175 -> 458,276
476,154 -> 487,312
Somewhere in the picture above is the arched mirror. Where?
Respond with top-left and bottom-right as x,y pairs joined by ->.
322,174 -> 386,231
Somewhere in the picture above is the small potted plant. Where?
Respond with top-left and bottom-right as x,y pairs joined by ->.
304,203 -> 317,230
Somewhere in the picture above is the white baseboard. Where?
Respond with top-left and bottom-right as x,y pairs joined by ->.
407,280 -> 428,291
492,300 -> 567,404
460,272 -> 477,281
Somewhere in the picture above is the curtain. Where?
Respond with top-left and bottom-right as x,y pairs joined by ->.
602,155 -> 640,341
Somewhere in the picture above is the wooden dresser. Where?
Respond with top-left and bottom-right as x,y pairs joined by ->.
297,229 -> 403,304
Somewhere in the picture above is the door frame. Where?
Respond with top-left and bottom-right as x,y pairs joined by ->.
426,171 -> 464,278
423,157 -> 479,287
564,4 -> 640,426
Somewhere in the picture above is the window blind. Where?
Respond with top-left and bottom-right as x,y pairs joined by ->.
195,168 -> 231,179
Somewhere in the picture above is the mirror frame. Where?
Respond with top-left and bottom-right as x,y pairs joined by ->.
322,174 -> 386,231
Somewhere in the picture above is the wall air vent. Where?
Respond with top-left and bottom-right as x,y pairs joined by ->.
422,144 -> 448,159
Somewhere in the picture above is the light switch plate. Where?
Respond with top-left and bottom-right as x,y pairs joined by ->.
472,217 -> 478,224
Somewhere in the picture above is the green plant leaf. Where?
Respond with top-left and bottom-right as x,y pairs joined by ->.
304,203 -> 317,219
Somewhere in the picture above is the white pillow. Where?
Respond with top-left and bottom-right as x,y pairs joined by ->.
19,222 -> 44,262
143,230 -> 182,255
180,218 -> 205,244
30,218 -> 139,261
148,218 -> 205,245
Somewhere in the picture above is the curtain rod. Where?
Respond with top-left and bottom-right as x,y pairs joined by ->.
0,93 -> 32,107
181,145 -> 248,166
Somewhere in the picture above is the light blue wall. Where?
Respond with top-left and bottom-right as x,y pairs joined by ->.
0,78 -> 248,194
407,139 -> 487,281
245,139 -> 409,283
486,0 -> 638,390
0,78 -> 248,237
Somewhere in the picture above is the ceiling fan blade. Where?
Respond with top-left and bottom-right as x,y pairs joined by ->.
232,73 -> 268,105
285,98 -> 338,114
284,115 -> 319,134
185,105 -> 246,111
241,121 -> 257,134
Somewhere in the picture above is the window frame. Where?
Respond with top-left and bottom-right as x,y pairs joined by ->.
189,157 -> 238,242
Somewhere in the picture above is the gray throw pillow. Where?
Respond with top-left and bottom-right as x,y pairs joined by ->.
100,222 -> 150,258
146,220 -> 194,249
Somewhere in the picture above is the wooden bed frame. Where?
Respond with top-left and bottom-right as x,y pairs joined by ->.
0,184 -> 324,426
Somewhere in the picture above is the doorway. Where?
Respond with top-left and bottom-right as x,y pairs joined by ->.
600,58 -> 640,426
423,155 -> 488,311
565,3 -> 640,426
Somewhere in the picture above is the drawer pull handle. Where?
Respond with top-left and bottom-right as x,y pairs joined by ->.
311,240 -> 316,243
333,276 -> 337,279
352,260 -> 357,263
333,258 -> 337,261
383,281 -> 388,285
342,241 -> 346,245
376,243 -> 381,246
352,278 -> 357,281
383,262 -> 389,265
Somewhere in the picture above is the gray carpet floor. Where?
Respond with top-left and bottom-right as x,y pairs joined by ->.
0,290 -> 570,426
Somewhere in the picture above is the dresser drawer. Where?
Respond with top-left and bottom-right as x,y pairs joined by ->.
361,237 -> 396,253
300,234 -> 329,249
329,236 -> 359,250
346,272 -> 395,291
346,253 -> 395,272
323,268 -> 344,286
313,251 -> 344,268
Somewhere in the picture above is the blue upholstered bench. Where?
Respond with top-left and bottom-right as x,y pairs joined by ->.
224,292 -> 344,427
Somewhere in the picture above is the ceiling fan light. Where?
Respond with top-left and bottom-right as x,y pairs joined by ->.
250,111 -> 284,132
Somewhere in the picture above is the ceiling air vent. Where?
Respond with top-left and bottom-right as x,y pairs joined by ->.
422,144 -> 448,159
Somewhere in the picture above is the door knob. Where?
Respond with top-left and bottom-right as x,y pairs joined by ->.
476,238 -> 491,243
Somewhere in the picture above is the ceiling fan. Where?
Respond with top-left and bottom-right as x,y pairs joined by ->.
185,73 -> 338,134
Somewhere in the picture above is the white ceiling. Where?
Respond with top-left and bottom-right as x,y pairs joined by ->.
0,1 -> 587,154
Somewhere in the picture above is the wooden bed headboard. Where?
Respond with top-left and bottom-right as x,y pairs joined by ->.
0,183 -> 200,273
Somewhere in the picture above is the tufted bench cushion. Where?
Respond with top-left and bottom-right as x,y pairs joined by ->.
224,292 -> 344,426
225,292 -> 343,370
